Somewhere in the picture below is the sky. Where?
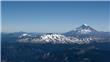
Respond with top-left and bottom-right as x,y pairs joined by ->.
2,1 -> 110,33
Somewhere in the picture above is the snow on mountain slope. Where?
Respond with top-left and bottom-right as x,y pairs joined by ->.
19,33 -> 31,38
18,33 -> 96,44
75,24 -> 97,34
65,24 -> 97,35
22,33 -> 29,36
18,33 -> 83,44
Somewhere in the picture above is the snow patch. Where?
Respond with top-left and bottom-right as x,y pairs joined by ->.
83,24 -> 88,26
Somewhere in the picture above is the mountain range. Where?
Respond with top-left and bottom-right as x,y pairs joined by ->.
2,24 -> 110,44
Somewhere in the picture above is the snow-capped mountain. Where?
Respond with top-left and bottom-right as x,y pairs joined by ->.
18,33 -> 82,44
75,24 -> 97,34
65,24 -> 97,35
17,24 -> 109,44
18,33 -> 98,44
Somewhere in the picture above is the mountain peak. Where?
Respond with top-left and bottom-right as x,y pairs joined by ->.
65,24 -> 97,35
76,24 -> 97,34
82,24 -> 88,26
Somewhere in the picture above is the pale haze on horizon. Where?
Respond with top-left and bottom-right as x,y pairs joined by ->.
2,1 -> 110,33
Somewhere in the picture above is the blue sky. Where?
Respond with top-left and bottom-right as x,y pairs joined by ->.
2,1 -> 110,33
